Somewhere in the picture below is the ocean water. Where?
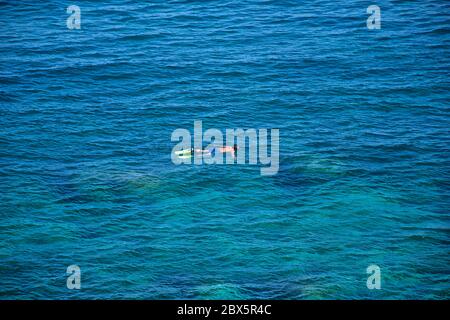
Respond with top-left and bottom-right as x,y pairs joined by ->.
0,0 -> 449,299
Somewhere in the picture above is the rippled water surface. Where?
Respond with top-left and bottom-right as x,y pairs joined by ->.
0,0 -> 449,299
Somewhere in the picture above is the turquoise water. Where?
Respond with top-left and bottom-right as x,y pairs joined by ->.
0,0 -> 449,299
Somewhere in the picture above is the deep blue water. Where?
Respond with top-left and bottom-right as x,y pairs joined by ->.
0,0 -> 449,299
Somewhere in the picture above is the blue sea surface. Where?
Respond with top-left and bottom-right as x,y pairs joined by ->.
0,0 -> 449,299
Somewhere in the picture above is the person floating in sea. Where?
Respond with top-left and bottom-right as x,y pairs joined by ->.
175,144 -> 238,158
175,147 -> 209,157
210,144 -> 238,158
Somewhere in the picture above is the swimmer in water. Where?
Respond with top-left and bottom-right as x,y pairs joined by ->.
178,145 -> 238,158
191,148 -> 211,155
210,144 -> 238,158
175,147 -> 210,157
